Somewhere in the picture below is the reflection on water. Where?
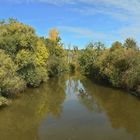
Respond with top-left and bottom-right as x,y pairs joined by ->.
0,76 -> 66,140
0,74 -> 140,140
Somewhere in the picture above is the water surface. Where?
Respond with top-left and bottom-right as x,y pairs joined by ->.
0,74 -> 140,140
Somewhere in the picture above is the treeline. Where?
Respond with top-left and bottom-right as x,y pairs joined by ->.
0,19 -> 68,106
79,39 -> 140,95
1,18 -> 140,106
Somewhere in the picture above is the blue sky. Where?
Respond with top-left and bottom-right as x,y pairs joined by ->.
0,0 -> 140,48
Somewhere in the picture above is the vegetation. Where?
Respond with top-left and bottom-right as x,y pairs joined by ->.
67,45 -> 80,73
0,19 -> 49,87
0,49 -> 25,96
79,39 -> 140,95
0,19 -> 68,106
0,18 -> 140,106
43,28 -> 68,77
0,96 -> 9,106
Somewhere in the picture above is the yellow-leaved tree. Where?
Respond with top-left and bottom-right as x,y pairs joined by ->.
44,28 -> 68,77
49,28 -> 59,41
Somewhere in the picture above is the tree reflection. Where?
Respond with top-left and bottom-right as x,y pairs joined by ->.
0,76 -> 66,140
81,78 -> 140,138
38,76 -> 66,118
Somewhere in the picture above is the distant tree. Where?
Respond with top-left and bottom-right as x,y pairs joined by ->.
86,42 -> 105,51
44,29 -> 68,77
124,38 -> 138,50
49,28 -> 60,42
94,42 -> 105,51
110,41 -> 123,51
78,42 -> 105,78
86,42 -> 94,49
73,46 -> 78,52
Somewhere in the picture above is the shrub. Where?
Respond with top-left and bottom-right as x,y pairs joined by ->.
0,96 -> 9,106
0,49 -> 25,96
69,63 -> 76,73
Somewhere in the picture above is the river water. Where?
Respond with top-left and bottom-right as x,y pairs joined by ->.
0,74 -> 140,140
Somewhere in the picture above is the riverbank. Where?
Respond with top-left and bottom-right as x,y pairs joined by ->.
79,41 -> 140,96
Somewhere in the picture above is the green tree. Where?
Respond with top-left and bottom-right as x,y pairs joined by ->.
0,19 -> 49,87
78,42 -> 104,79
44,28 -> 68,77
0,19 -> 37,58
124,38 -> 138,50
0,49 -> 25,96
110,41 -> 123,51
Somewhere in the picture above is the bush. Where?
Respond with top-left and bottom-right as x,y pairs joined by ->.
69,63 -> 76,73
47,55 -> 68,77
0,49 -> 25,96
0,96 -> 9,106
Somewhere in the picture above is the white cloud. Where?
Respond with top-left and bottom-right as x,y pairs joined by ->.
58,26 -> 111,40
58,26 -> 94,38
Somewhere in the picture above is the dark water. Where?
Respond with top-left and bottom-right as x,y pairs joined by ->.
0,74 -> 140,140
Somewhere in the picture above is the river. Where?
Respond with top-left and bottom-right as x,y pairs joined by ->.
0,74 -> 140,140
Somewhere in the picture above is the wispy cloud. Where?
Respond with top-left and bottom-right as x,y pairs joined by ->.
33,0 -> 140,24
58,26 -> 111,40
3,0 -> 140,15
72,0 -> 140,44
3,0 -> 140,21
2,0 -> 140,45
58,26 -> 94,38
3,0 -> 76,5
